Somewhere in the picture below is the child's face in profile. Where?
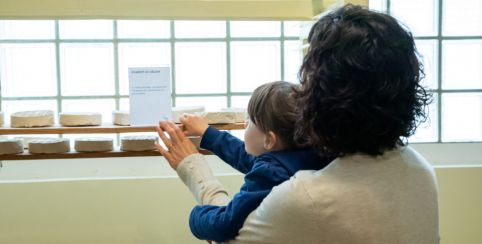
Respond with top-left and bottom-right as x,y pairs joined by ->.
244,119 -> 268,156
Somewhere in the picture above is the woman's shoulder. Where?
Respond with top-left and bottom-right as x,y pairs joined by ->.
268,145 -> 438,209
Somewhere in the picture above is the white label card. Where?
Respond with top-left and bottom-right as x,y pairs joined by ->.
129,67 -> 172,125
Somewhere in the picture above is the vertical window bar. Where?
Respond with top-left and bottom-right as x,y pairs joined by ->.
170,20 -> 177,107
437,0 -> 443,142
280,21 -> 286,81
113,20 -> 120,111
226,21 -> 232,107
113,20 -> 121,145
55,20 -> 62,139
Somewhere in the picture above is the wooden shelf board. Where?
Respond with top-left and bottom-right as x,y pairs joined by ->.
0,123 -> 244,135
0,149 -> 212,161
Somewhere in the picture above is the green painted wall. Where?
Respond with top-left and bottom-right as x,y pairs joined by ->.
0,167 -> 480,244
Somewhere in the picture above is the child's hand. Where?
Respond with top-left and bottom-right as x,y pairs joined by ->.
179,114 -> 209,137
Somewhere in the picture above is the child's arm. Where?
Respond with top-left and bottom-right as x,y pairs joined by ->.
188,159 -> 291,242
181,114 -> 255,174
190,190 -> 269,242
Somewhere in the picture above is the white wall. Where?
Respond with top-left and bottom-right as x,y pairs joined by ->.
0,148 -> 481,244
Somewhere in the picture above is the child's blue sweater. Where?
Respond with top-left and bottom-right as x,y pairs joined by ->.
189,126 -> 330,242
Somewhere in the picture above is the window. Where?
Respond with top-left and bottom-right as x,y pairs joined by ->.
2,1 -> 481,147
370,0 -> 482,143
0,20 -> 305,145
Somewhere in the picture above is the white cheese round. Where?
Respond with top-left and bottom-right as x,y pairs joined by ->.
74,137 -> 114,152
221,108 -> 247,123
11,110 -> 54,128
195,111 -> 236,124
113,110 -> 129,126
59,112 -> 102,126
0,111 -> 4,127
0,139 -> 24,155
14,137 -> 57,149
172,106 -> 205,123
120,135 -> 158,151
28,138 -> 70,154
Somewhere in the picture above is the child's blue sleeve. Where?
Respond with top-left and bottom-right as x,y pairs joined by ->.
189,190 -> 269,242
188,160 -> 292,242
200,126 -> 255,174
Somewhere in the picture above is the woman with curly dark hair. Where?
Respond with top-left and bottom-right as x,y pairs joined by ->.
156,4 -> 439,244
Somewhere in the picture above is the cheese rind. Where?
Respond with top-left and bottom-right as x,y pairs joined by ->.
14,137 -> 57,149
221,108 -> 247,123
113,111 -> 129,126
172,106 -> 205,123
59,112 -> 102,126
28,138 -> 70,154
0,139 -> 24,155
121,135 -> 158,151
195,111 -> 236,124
75,137 -> 114,152
11,110 -> 54,128
0,111 -> 4,126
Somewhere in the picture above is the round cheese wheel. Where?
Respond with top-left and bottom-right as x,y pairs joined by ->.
0,139 -> 24,155
74,137 -> 114,152
0,111 -> 4,127
195,111 -> 236,124
113,111 -> 129,126
29,138 -> 70,154
172,106 -> 205,123
221,108 -> 247,123
120,135 -> 158,151
11,110 -> 54,128
59,112 -> 102,126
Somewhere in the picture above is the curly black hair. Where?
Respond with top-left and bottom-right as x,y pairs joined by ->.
295,4 -> 431,157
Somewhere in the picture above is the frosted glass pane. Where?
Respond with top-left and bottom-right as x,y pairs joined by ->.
0,20 -> 54,39
175,97 -> 227,111
391,0 -> 437,36
175,42 -> 226,94
442,41 -> 482,89
442,93 -> 482,142
117,20 -> 170,38
283,21 -> 307,37
0,44 -> 57,97
118,43 -> 171,95
62,99 -> 116,123
230,21 -> 281,37
1,100 -> 58,125
60,43 -> 115,96
369,0 -> 387,12
119,98 -> 130,111
175,21 -> 226,38
59,20 -> 113,39
409,95 -> 438,143
231,96 -> 251,109
416,40 -> 438,89
443,0 -> 482,36
231,41 -> 281,92
284,40 -> 303,83
229,130 -> 245,141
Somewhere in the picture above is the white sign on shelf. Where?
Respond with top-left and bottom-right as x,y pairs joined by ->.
128,67 -> 172,125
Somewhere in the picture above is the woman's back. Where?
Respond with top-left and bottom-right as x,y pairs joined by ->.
229,146 -> 439,244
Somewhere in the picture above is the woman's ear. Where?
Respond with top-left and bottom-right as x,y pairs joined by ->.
263,131 -> 278,151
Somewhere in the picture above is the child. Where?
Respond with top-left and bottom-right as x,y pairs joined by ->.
179,81 -> 332,243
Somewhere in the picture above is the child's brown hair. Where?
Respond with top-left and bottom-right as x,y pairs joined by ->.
247,81 -> 302,150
